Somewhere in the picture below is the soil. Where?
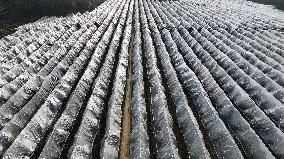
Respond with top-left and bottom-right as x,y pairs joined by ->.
119,33 -> 133,159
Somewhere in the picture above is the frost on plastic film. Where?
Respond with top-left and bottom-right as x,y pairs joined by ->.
0,0 -> 284,158
2,1 -> 126,159
39,1 -> 123,158
100,0 -> 134,157
68,0 -> 130,158
165,2 -> 284,155
137,0 -> 180,158
145,1 -> 210,158
155,13 -> 243,159
156,3 -> 275,158
129,0 -> 150,158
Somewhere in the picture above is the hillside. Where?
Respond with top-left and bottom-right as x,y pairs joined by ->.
1,0 -> 105,16
0,0 -> 105,38
0,0 -> 284,158
250,0 -> 284,10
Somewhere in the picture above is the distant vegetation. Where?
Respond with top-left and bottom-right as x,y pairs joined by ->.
0,0 -> 104,38
0,0 -> 105,18
249,0 -> 284,11
0,0 -> 283,38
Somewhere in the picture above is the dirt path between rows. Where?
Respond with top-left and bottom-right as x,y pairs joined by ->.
119,31 -> 133,159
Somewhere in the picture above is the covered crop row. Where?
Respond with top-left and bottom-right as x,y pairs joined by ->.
129,0 -> 284,158
0,0 -> 134,158
0,0 -> 284,158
